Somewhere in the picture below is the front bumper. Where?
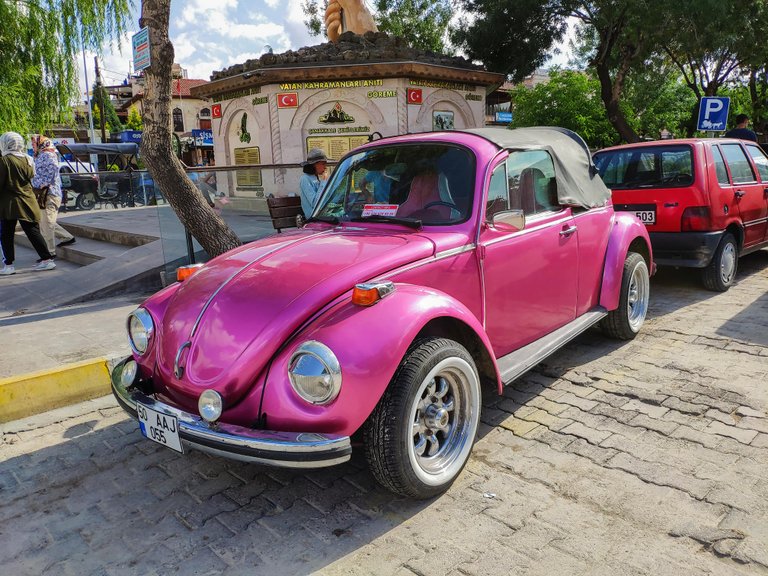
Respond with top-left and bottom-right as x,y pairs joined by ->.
110,358 -> 352,469
649,231 -> 724,268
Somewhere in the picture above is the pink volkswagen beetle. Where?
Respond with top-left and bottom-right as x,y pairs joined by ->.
112,127 -> 653,498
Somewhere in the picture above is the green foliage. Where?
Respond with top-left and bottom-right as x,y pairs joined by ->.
0,0 -> 131,135
93,83 -> 123,134
508,69 -> 618,148
300,0 -> 453,53
126,107 -> 143,131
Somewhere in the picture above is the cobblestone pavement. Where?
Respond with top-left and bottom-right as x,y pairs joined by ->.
2,253 -> 768,576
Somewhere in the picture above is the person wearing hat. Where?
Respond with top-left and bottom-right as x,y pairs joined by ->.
299,148 -> 329,217
32,136 -> 76,255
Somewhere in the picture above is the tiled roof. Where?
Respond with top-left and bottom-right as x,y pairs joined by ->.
171,79 -> 209,97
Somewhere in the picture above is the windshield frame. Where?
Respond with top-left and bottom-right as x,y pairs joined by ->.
311,141 -> 477,227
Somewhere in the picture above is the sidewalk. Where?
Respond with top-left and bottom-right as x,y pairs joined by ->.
0,293 -> 145,421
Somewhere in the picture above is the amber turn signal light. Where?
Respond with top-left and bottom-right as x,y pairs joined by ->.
176,263 -> 204,282
351,281 -> 395,306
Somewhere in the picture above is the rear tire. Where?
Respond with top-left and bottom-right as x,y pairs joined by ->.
702,233 -> 738,292
602,252 -> 649,340
364,338 -> 481,499
75,192 -> 96,210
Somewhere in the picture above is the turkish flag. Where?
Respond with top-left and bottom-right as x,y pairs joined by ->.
211,104 -> 222,118
407,88 -> 423,105
277,92 -> 298,108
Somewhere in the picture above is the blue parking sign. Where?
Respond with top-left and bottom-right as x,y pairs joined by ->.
697,97 -> 730,131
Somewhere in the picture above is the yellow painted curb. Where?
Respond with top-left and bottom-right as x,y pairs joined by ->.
0,358 -> 111,423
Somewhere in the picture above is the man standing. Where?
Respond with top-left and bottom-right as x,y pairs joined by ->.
725,114 -> 758,142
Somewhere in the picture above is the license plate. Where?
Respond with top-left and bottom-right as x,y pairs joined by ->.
137,402 -> 183,453
633,210 -> 655,225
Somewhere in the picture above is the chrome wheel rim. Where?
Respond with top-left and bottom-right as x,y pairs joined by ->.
627,261 -> 649,332
720,242 -> 737,285
407,357 -> 480,487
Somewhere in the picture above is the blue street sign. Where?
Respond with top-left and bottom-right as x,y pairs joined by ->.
495,111 -> 513,123
132,28 -> 150,72
697,97 -> 730,132
119,130 -> 143,143
192,129 -> 214,146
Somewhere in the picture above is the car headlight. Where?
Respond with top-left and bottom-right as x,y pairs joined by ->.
288,341 -> 342,405
198,389 -> 223,423
120,359 -> 137,388
127,308 -> 154,355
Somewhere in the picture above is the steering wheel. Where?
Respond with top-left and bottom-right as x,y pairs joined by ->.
422,200 -> 459,211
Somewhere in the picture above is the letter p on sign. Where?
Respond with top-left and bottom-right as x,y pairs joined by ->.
697,97 -> 730,132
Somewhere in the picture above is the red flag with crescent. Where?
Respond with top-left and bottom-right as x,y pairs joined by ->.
407,88 -> 423,105
277,92 -> 299,108
211,104 -> 222,118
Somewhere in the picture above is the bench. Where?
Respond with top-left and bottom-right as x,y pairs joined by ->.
267,196 -> 303,232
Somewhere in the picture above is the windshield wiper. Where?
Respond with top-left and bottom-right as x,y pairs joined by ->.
305,215 -> 340,225
350,215 -> 423,229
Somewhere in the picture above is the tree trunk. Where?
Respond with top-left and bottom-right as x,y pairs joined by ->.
593,55 -> 640,144
139,0 -> 241,258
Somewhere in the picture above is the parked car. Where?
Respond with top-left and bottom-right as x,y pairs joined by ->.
59,160 -> 99,210
594,138 -> 768,291
111,127 -> 653,498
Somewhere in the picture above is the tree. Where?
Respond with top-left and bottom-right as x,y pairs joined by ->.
508,69 -> 619,148
140,0 -> 241,258
93,83 -> 124,134
302,0 -> 453,52
126,107 -> 144,131
0,0 -> 131,135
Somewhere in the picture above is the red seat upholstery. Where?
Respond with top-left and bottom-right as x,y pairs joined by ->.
397,172 -> 452,220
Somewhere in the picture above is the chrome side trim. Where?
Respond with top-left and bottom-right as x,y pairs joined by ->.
111,358 -> 352,469
497,308 -> 608,385
434,244 -> 477,259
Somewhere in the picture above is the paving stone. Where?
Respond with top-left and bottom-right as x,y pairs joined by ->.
662,396 -> 708,416
560,422 -> 612,445
628,413 -> 679,436
621,399 -> 670,419
705,421 -> 759,445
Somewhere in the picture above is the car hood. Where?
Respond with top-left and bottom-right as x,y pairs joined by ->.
155,227 -> 435,404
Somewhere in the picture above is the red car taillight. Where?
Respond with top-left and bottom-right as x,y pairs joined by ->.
681,206 -> 710,231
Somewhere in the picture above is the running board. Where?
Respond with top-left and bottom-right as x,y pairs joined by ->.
497,308 -> 608,385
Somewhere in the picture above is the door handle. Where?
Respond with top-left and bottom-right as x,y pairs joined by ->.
735,190 -> 745,198
559,225 -> 578,236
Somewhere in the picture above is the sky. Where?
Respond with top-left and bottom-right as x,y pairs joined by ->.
79,1 -> 572,98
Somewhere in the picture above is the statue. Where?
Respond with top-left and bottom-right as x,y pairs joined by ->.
325,0 -> 378,43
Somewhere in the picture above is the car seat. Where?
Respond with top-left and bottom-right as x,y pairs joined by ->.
518,167 -> 544,214
397,171 -> 453,220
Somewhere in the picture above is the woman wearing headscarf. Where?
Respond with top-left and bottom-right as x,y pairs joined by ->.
32,136 -> 75,254
0,132 -> 56,275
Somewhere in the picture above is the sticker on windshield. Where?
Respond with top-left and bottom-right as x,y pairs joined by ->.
362,204 -> 399,217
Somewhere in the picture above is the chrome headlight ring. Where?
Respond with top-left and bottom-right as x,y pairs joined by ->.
127,307 -> 154,355
288,341 -> 342,405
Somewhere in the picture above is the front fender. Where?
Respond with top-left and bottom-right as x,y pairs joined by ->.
259,284 -> 499,437
599,212 -> 653,311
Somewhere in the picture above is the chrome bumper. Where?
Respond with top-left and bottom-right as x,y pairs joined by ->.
110,358 -> 352,469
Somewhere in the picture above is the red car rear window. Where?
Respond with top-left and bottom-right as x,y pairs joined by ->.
594,145 -> 694,189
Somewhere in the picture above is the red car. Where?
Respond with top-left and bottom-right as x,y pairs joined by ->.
594,138 -> 768,291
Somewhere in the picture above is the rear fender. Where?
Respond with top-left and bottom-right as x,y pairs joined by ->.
260,284 -> 500,437
599,213 -> 653,311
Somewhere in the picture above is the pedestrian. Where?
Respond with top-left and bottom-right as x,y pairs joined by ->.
299,148 -> 329,217
0,132 -> 57,275
32,136 -> 76,254
725,114 -> 758,142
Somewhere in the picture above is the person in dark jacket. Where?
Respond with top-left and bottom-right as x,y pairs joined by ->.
0,132 -> 56,275
725,114 -> 758,142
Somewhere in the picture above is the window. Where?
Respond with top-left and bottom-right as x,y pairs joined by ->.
199,108 -> 211,118
721,144 -> 756,184
594,145 -> 694,188
712,146 -> 731,185
172,108 -> 184,132
486,163 -> 508,220
506,150 -> 559,215
746,144 -> 768,181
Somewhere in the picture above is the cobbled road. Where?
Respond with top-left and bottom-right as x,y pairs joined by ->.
2,253 -> 768,576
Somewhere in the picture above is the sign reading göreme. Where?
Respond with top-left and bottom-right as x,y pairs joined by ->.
191,29 -> 503,199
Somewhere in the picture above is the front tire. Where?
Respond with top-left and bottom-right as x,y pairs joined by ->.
75,191 -> 96,210
702,233 -> 738,292
602,252 -> 649,340
364,338 -> 481,499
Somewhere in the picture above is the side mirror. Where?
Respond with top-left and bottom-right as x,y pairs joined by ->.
491,209 -> 526,231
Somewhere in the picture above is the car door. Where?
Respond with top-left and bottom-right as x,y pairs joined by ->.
744,143 -> 768,244
480,150 -> 578,358
720,142 -> 767,247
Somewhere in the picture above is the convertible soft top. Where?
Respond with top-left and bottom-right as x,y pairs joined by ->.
467,127 -> 611,209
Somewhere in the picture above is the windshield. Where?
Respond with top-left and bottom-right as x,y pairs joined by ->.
312,143 -> 475,226
594,145 -> 694,189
